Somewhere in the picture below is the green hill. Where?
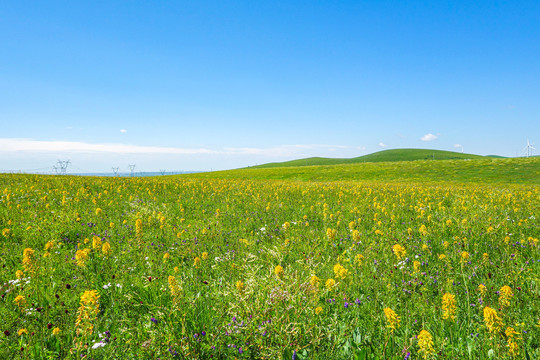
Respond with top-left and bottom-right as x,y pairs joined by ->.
186,156 -> 539,185
251,148 -> 493,168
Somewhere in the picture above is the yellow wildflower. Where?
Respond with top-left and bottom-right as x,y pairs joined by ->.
392,244 -> 406,260
274,265 -> 284,278
352,229 -> 360,241
461,251 -> 470,263
333,263 -> 348,279
45,241 -> 55,251
168,276 -> 182,304
75,249 -> 89,267
310,275 -> 320,288
315,306 -> 323,315
325,278 -> 336,291
52,327 -> 61,335
16,270 -> 24,279
478,284 -> 487,297
95,208 -> 102,216
194,257 -> 201,267
22,248 -> 36,273
383,307 -> 400,332
102,242 -> 112,256
418,330 -> 435,359
326,228 -> 337,240
483,306 -> 503,333
14,295 -> 26,311
442,293 -> 457,320
163,253 -> 170,261
355,253 -> 364,265
75,290 -> 100,337
201,252 -> 208,260
18,328 -> 28,336
92,236 -> 102,250
499,285 -> 513,308
135,219 -> 143,237
236,280 -> 245,293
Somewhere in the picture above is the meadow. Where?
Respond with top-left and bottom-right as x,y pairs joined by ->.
1,157 -> 539,359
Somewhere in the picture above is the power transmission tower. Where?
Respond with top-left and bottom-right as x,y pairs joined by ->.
128,164 -> 136,177
112,167 -> 120,176
160,169 -> 166,176
56,160 -> 70,175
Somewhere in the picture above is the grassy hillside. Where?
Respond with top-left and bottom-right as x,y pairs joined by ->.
251,148 -> 492,168
186,156 -> 540,185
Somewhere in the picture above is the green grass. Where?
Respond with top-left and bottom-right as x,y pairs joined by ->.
187,156 -> 540,185
251,148 -> 497,169
1,156 -> 539,359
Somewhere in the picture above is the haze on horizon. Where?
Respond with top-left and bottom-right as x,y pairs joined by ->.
1,1 -> 539,173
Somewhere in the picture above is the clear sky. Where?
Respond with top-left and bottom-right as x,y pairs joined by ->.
1,1 -> 539,173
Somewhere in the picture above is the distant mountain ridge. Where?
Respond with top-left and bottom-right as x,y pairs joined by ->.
251,148 -> 501,168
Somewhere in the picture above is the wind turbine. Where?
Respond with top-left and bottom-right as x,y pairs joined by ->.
523,139 -> 536,158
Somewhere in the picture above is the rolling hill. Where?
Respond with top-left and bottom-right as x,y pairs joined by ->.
250,148 -> 496,168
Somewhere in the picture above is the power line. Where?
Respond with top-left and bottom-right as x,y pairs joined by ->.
56,160 -> 71,175
128,164 -> 136,177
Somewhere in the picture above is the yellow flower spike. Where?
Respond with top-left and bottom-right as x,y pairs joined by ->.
201,252 -> 208,260
16,270 -> 24,279
135,219 -> 143,237
418,330 -> 435,359
383,307 -> 400,332
478,284 -> 487,297
102,242 -> 112,256
75,290 -> 100,337
442,293 -> 457,320
92,236 -> 102,250
325,278 -> 336,291
392,244 -> 406,260
18,328 -> 28,336
274,265 -> 284,278
483,306 -> 503,333
168,276 -> 182,304
236,280 -> 245,293
75,249 -> 88,267
499,285 -> 513,308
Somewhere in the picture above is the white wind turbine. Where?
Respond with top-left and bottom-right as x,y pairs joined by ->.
523,139 -> 536,158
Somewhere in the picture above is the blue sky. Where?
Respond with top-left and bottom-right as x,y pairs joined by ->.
1,1 -> 539,172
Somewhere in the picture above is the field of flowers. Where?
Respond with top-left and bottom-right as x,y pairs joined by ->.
1,169 -> 539,359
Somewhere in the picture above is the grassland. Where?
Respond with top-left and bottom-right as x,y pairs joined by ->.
0,157 -> 539,359
250,149 -> 496,169
192,156 -> 540,184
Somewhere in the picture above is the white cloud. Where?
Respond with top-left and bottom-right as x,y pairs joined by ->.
420,133 -> 438,141
0,138 -> 218,155
0,138 -> 349,158
378,142 -> 387,147
356,146 -> 366,151
120,129 -> 127,133
453,144 -> 462,148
